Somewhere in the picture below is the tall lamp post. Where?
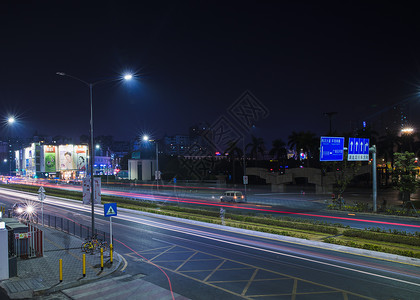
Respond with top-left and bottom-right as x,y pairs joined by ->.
7,117 -> 15,177
142,135 -> 159,183
56,72 -> 132,236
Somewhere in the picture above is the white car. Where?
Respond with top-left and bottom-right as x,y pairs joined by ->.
220,191 -> 246,203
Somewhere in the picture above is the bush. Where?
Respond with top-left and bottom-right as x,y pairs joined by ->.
324,238 -> 420,259
343,229 -> 420,246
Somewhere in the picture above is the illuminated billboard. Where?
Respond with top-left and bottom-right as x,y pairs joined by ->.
43,145 -> 57,172
24,144 -> 36,176
74,145 -> 87,171
59,145 -> 75,170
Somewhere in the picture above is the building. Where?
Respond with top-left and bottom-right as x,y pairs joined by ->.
163,135 -> 191,155
15,143 -> 89,180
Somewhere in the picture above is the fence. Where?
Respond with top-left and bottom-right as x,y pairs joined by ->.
9,222 -> 43,259
31,214 -> 109,247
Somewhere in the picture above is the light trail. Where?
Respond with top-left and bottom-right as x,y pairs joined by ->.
3,184 -> 420,229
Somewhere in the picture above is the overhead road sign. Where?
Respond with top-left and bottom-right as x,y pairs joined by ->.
348,138 -> 369,161
104,203 -> 117,217
320,137 -> 345,161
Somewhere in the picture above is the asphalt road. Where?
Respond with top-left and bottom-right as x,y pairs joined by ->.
1,189 -> 420,299
4,182 -> 420,233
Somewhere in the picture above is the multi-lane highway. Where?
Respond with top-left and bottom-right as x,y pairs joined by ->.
1,187 -> 419,299
6,179 -> 420,233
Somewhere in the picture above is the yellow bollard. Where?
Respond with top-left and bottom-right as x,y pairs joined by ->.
82,254 -> 86,277
100,248 -> 104,271
59,259 -> 63,282
110,244 -> 113,264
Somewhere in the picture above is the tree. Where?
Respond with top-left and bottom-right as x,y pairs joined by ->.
225,139 -> 243,183
246,136 -> 265,161
269,139 -> 287,172
392,152 -> 419,204
288,131 -> 318,167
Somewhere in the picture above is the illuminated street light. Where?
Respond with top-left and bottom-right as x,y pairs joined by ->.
6,116 -> 16,176
56,71 -> 132,236
401,127 -> 414,134
142,135 -> 160,183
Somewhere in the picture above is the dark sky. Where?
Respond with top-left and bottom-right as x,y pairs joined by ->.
1,1 -> 420,146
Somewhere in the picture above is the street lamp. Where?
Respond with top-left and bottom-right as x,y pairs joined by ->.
7,116 -> 16,177
142,135 -> 160,183
56,71 -> 132,236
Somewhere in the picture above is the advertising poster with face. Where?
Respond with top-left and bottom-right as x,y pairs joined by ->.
44,146 -> 57,172
59,145 -> 75,170
75,145 -> 87,171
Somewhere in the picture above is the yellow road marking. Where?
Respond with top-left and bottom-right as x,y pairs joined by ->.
343,291 -> 349,300
249,290 -> 341,298
120,254 -> 128,272
147,241 -> 375,300
208,278 -> 290,284
203,259 -> 226,282
175,251 -> 197,272
291,278 -> 297,300
241,268 -> 258,296
149,245 -> 176,262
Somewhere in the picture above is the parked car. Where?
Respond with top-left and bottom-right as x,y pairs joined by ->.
220,191 -> 246,203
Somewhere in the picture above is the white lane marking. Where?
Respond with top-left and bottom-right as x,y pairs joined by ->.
1,188 -> 419,288
118,214 -> 420,288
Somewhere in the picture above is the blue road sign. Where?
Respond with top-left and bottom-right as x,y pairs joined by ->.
348,138 -> 369,161
320,137 -> 345,161
104,203 -> 117,217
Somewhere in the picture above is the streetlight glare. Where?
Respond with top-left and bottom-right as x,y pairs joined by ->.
8,117 -> 15,124
401,127 -> 414,134
124,74 -> 133,80
143,135 -> 149,141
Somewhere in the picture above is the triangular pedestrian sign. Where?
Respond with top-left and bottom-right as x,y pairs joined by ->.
107,206 -> 115,215
104,203 -> 117,217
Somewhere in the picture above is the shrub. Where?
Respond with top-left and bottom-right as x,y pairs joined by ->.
343,229 -> 420,246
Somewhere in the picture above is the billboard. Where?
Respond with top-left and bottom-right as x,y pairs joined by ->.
74,145 -> 87,171
82,176 -> 101,204
43,146 -> 57,172
59,145 -> 75,170
15,150 -> 20,173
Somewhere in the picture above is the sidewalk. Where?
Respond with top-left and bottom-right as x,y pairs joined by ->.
0,225 -> 122,299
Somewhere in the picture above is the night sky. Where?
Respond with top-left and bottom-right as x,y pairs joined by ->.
2,1 -> 420,147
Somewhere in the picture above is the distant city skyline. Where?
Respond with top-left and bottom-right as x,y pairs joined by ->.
1,2 -> 420,146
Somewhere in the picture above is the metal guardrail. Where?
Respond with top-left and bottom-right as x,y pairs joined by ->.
31,213 -> 109,247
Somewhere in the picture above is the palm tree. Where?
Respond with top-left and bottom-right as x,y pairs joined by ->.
288,131 -> 318,166
246,136 -> 265,161
269,139 -> 287,173
225,139 -> 243,183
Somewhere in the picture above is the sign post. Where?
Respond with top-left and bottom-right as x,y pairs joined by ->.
38,186 -> 46,226
370,145 -> 377,213
104,203 -> 117,247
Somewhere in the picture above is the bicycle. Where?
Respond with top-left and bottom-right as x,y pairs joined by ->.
81,235 -> 108,254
